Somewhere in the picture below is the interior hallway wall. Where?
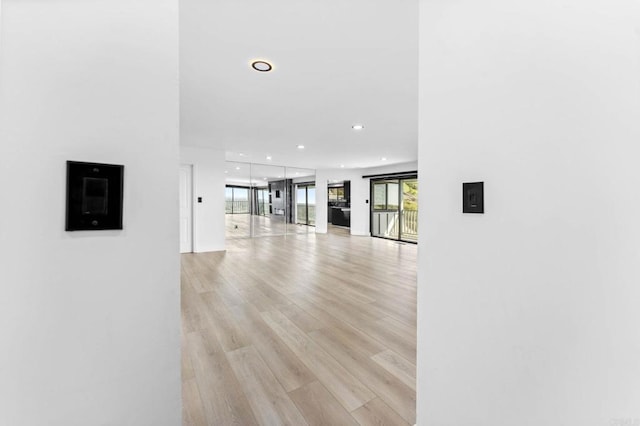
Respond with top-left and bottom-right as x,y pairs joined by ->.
180,146 -> 226,252
0,1 -> 181,425
418,0 -> 640,424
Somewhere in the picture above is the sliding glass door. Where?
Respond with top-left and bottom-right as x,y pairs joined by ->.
400,179 -> 418,242
372,181 -> 400,240
371,177 -> 418,243
296,186 -> 308,224
307,186 -> 316,226
295,184 -> 316,226
225,186 -> 250,214
251,163 -> 286,238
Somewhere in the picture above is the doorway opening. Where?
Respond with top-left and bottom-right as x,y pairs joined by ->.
328,180 -> 351,228
179,164 -> 193,253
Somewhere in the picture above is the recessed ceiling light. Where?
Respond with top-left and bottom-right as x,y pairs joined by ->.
238,153 -> 245,157
224,171 -> 228,174
251,60 -> 273,72
352,124 -> 365,130
235,166 -> 241,170
297,145 -> 305,149
340,164 -> 345,168
263,177 -> 267,180
381,157 -> 387,161
266,156 -> 272,160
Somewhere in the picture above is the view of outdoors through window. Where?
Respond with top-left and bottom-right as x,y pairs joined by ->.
223,162 -> 417,243
224,162 -> 316,239
225,186 -> 249,214
296,185 -> 316,226
328,186 -> 345,201
371,178 -> 418,242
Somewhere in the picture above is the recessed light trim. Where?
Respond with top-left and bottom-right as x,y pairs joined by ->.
297,145 -> 305,149
251,60 -> 273,72
352,124 -> 365,130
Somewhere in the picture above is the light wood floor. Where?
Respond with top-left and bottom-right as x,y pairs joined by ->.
226,214 -> 315,239
182,230 -> 417,425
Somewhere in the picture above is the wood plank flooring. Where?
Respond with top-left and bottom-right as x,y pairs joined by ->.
226,214 -> 314,240
182,230 -> 417,425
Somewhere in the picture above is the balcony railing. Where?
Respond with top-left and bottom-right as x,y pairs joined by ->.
225,200 -> 249,214
296,204 -> 316,225
226,201 -> 310,219
372,209 -> 417,242
401,209 -> 418,241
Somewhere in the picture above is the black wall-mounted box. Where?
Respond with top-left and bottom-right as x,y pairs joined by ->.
66,161 -> 124,231
463,181 -> 484,214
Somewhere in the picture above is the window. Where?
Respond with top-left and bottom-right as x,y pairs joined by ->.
373,183 -> 387,210
328,186 -> 345,201
256,188 -> 268,216
387,182 -> 399,210
225,186 -> 250,214
296,184 -> 316,226
371,177 -> 418,243
373,181 -> 400,210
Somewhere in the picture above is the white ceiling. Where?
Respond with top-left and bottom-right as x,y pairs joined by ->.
180,0 -> 418,170
225,161 -> 315,186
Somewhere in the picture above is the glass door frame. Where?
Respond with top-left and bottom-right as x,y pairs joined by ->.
370,175 -> 418,244
295,183 -> 316,226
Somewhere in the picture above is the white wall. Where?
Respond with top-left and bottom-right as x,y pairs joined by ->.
316,162 -> 418,236
180,146 -> 226,252
418,1 -> 640,425
316,168 -> 369,236
0,1 -> 181,425
314,171 -> 330,233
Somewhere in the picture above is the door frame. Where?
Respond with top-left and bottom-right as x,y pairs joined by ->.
179,164 -> 194,253
369,176 -> 418,244
295,182 -> 316,226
